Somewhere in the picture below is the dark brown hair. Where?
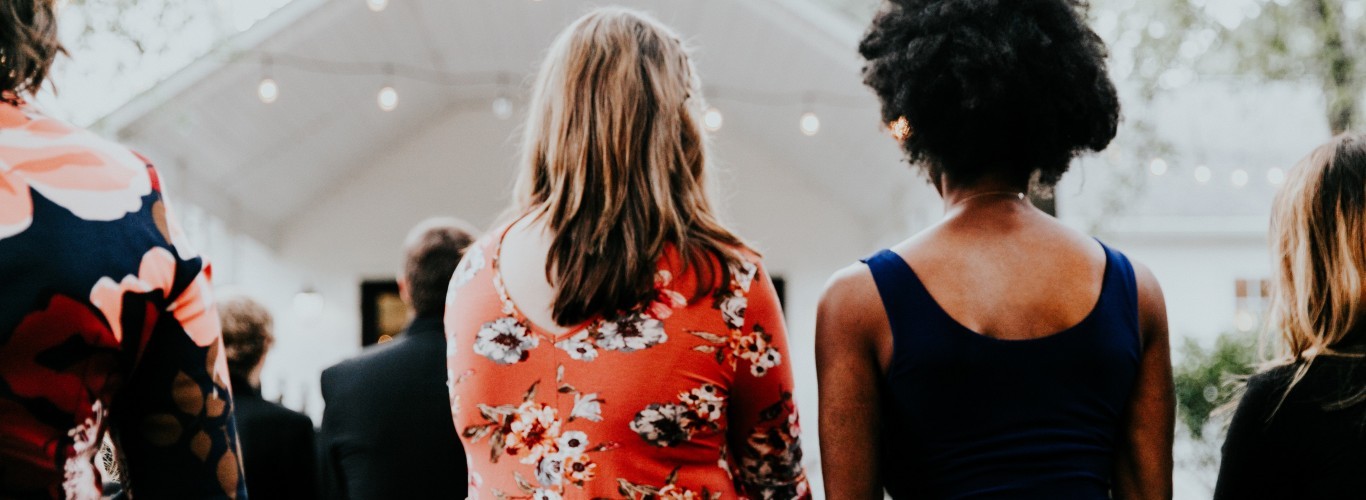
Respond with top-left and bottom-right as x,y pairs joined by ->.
515,8 -> 753,326
219,296 -> 275,381
0,0 -> 64,96
404,218 -> 478,318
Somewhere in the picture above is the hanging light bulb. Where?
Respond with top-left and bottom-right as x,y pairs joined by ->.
367,0 -> 388,12
799,112 -> 820,136
257,56 -> 277,104
1193,165 -> 1212,184
257,78 -> 279,104
1148,158 -> 1168,176
1231,168 -> 1249,188
492,96 -> 513,120
377,85 -> 399,111
1267,167 -> 1285,185
703,106 -> 723,132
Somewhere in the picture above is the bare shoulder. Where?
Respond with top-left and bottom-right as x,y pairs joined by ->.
816,262 -> 886,346
1125,256 -> 1168,346
1126,258 -> 1166,310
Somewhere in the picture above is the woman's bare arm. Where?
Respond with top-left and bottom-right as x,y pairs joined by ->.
816,264 -> 890,500
1112,261 -> 1175,499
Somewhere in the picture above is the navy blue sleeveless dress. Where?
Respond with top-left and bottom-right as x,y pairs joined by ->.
862,244 -> 1141,499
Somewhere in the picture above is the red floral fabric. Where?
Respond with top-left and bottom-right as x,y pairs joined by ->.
0,101 -> 246,499
446,224 -> 810,500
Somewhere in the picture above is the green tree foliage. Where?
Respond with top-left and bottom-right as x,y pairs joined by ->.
1173,330 -> 1258,438
1109,0 -> 1364,133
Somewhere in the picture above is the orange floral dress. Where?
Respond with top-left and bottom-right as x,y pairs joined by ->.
445,224 -> 809,500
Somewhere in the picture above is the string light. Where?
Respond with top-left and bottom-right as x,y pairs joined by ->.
377,85 -> 398,111
1267,167 -> 1285,185
1148,158 -> 1168,176
1194,165 -> 1212,184
703,106 -> 723,132
366,0 -> 388,12
257,78 -> 279,104
257,56 -> 277,104
492,96 -> 513,119
799,112 -> 820,136
1231,168 -> 1249,188
377,64 -> 398,111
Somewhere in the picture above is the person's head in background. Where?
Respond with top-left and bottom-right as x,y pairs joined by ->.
401,217 -> 477,320
1269,134 -> 1366,366
859,0 -> 1120,196
220,296 -> 275,390
0,0 -> 63,98
513,7 -> 750,326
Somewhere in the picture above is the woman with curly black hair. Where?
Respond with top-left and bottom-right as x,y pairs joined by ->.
815,0 -> 1174,498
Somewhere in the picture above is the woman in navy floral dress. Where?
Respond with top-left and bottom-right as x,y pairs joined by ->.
0,1 -> 247,498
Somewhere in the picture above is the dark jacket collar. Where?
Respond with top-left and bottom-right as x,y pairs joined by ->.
405,315 -> 445,338
229,374 -> 262,400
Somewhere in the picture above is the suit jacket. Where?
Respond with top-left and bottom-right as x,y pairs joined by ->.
319,316 -> 467,500
230,375 -> 318,500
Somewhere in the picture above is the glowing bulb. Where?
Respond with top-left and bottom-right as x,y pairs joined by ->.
377,86 -> 398,111
703,107 -> 723,132
1193,165 -> 1212,184
1231,168 -> 1249,188
799,112 -> 820,136
1234,310 -> 1257,332
492,96 -> 513,120
1148,158 -> 1168,176
1267,167 -> 1285,185
257,78 -> 278,104
367,0 -> 387,11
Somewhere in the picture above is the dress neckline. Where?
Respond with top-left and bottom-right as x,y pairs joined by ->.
878,242 -> 1112,344
490,214 -> 597,342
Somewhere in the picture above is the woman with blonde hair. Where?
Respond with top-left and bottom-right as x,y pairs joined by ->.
1216,134 -> 1366,498
445,8 -> 808,499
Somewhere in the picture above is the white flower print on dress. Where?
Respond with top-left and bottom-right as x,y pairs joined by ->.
751,347 -> 783,377
554,331 -> 598,361
505,402 -> 561,465
717,293 -> 747,330
447,244 -> 486,305
648,270 -> 689,320
61,401 -> 105,500
531,488 -> 563,500
563,453 -> 597,485
594,313 -> 668,353
536,453 -> 565,487
678,385 -> 725,422
571,392 -> 603,422
473,317 -> 539,365
557,431 -> 589,456
733,260 -> 758,293
630,403 -> 695,447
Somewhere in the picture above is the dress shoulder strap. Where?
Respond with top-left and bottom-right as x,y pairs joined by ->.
860,249 -> 940,340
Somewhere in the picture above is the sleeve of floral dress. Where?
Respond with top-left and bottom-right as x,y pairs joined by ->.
110,164 -> 248,499
726,260 -> 811,499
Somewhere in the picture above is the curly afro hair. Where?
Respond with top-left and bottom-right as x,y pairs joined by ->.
859,0 -> 1119,187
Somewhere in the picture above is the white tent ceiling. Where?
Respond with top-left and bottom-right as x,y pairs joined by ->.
101,0 -> 925,245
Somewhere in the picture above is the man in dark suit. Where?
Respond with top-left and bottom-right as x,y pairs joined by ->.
220,296 -> 318,500
319,218 -> 477,500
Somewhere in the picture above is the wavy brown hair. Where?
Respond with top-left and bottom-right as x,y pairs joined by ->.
1264,134 -> 1366,408
514,7 -> 751,326
0,0 -> 63,96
